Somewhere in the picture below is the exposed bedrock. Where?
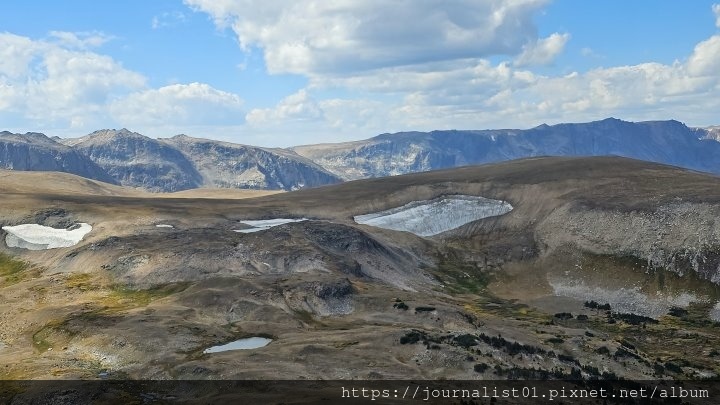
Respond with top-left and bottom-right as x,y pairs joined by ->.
282,278 -> 355,316
67,221 -> 433,291
535,201 -> 720,283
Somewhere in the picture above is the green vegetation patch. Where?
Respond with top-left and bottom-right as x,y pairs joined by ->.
64,273 -> 94,291
0,253 -> 33,286
105,283 -> 189,309
30,282 -> 190,353
32,319 -> 70,353
432,252 -> 492,294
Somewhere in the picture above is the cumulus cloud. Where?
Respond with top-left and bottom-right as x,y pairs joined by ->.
4,3 -> 720,145
0,32 -> 145,128
0,33 -> 36,79
184,0 -> 550,75
244,26 -> 720,139
686,35 -> 720,77
0,32 -> 245,136
514,33 -> 570,66
382,47 -> 720,130
236,4 -> 720,138
714,4 -> 720,28
110,83 -> 245,126
246,89 -> 322,125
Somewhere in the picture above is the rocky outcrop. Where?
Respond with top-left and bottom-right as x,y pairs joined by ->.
701,126 -> 720,142
536,201 -> 720,283
283,278 -> 355,316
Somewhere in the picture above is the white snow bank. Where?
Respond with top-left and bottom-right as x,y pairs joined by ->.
203,337 -> 272,353
549,279 -> 700,319
354,195 -> 513,237
234,218 -> 307,233
2,223 -> 92,250
155,224 -> 174,228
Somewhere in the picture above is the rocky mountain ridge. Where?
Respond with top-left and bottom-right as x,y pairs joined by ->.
62,129 -> 203,192
2,118 -> 719,191
0,131 -> 117,184
160,134 -> 340,191
56,129 -> 343,192
292,118 -> 720,180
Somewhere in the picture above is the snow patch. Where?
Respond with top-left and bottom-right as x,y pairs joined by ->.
2,223 -> 92,250
155,224 -> 174,228
549,279 -> 701,318
234,218 -> 308,233
710,302 -> 720,322
354,195 -> 513,237
203,337 -> 272,353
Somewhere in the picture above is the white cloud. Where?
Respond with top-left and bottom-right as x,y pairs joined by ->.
4,3 -> 720,145
313,59 -> 535,97
383,49 -> 720,130
713,4 -> 720,28
0,32 -> 145,129
0,32 -> 245,137
152,11 -> 188,29
241,96 -> 394,145
318,98 -> 390,131
48,31 -> 113,49
248,5 -> 720,137
110,83 -> 245,127
0,33 -> 36,79
178,2 -> 720,141
687,35 -> 720,77
184,0 -> 550,75
514,32 -> 569,66
245,28 -> 720,139
246,89 -> 322,125
580,47 -> 603,59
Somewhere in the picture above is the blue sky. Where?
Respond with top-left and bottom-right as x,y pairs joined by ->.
1,1 -> 719,146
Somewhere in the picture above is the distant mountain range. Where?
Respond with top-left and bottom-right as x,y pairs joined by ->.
2,128 -> 342,192
0,131 -> 116,184
1,118 -> 719,191
292,118 -> 720,180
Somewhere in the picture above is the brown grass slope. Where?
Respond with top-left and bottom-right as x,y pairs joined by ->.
2,156 -> 720,382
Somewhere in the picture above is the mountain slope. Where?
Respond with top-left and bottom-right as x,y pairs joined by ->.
0,131 -> 116,184
292,118 -> 720,180
63,129 -> 203,192
0,169 -> 143,196
161,135 -> 342,191
5,157 -> 720,382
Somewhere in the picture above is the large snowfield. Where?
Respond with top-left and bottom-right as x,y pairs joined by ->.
203,337 -> 272,353
2,223 -> 92,250
354,195 -> 513,237
234,218 -> 308,233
